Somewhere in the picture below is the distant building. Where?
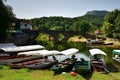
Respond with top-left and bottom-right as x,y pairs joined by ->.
95,30 -> 101,34
13,18 -> 32,32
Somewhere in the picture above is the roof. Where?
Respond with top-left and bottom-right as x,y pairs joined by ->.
60,48 -> 79,55
18,50 -> 60,56
89,49 -> 107,56
113,50 -> 120,55
0,45 -> 44,53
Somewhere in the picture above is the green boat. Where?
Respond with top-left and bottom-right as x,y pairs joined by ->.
50,58 -> 76,73
50,48 -> 79,73
72,60 -> 91,73
112,50 -> 120,63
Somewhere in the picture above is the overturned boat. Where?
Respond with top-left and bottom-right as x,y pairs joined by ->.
0,45 -> 44,53
8,50 -> 59,69
0,45 -> 45,64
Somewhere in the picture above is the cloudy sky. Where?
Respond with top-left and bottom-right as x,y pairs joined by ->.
6,0 -> 120,19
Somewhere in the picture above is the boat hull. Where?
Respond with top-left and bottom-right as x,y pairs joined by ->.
0,55 -> 41,64
91,59 -> 106,72
73,61 -> 91,73
25,61 -> 56,69
50,58 -> 76,73
8,59 -> 57,69
112,57 -> 120,63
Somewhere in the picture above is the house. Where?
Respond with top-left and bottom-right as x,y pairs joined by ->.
13,18 -> 32,32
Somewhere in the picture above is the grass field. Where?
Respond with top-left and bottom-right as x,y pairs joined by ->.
0,66 -> 120,80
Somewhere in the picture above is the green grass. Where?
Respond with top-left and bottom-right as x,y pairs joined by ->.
0,66 -> 120,80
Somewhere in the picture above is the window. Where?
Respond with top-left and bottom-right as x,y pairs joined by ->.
25,24 -> 27,27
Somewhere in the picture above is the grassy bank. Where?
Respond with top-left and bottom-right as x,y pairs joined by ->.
0,66 -> 120,80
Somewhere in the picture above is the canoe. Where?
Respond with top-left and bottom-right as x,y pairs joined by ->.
8,50 -> 60,69
0,55 -> 41,65
8,58 -> 57,69
0,45 -> 45,64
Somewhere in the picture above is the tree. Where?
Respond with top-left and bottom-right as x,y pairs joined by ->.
103,9 -> 120,38
79,21 -> 91,33
0,0 -> 15,42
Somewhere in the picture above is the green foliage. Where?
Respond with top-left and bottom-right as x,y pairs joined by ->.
35,33 -> 50,41
31,10 -> 108,35
0,0 -> 15,42
35,33 -> 55,50
103,9 -> 120,38
58,34 -> 65,41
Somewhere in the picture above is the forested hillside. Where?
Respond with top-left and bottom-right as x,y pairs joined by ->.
31,10 -> 109,33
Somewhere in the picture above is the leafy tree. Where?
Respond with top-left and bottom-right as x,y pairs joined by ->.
79,21 -> 91,33
31,10 -> 108,35
0,0 -> 15,42
103,9 -> 120,38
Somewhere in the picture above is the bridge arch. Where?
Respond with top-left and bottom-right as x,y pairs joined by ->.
27,30 -> 96,43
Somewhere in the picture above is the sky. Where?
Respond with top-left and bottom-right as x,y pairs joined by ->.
6,0 -> 120,19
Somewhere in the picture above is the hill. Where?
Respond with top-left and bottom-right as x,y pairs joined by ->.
85,10 -> 109,16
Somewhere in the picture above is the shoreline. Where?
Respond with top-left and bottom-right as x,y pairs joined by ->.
69,37 -> 120,49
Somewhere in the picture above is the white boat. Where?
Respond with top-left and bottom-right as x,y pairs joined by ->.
18,50 -> 60,56
60,48 -> 79,56
112,50 -> 120,62
87,39 -> 103,44
0,45 -> 45,53
89,49 -> 107,72
0,45 -> 45,64
8,50 -> 60,69
0,43 -> 16,48
50,48 -> 79,73
103,42 -> 113,45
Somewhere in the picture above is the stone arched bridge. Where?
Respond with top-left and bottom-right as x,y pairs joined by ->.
26,30 -> 96,43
